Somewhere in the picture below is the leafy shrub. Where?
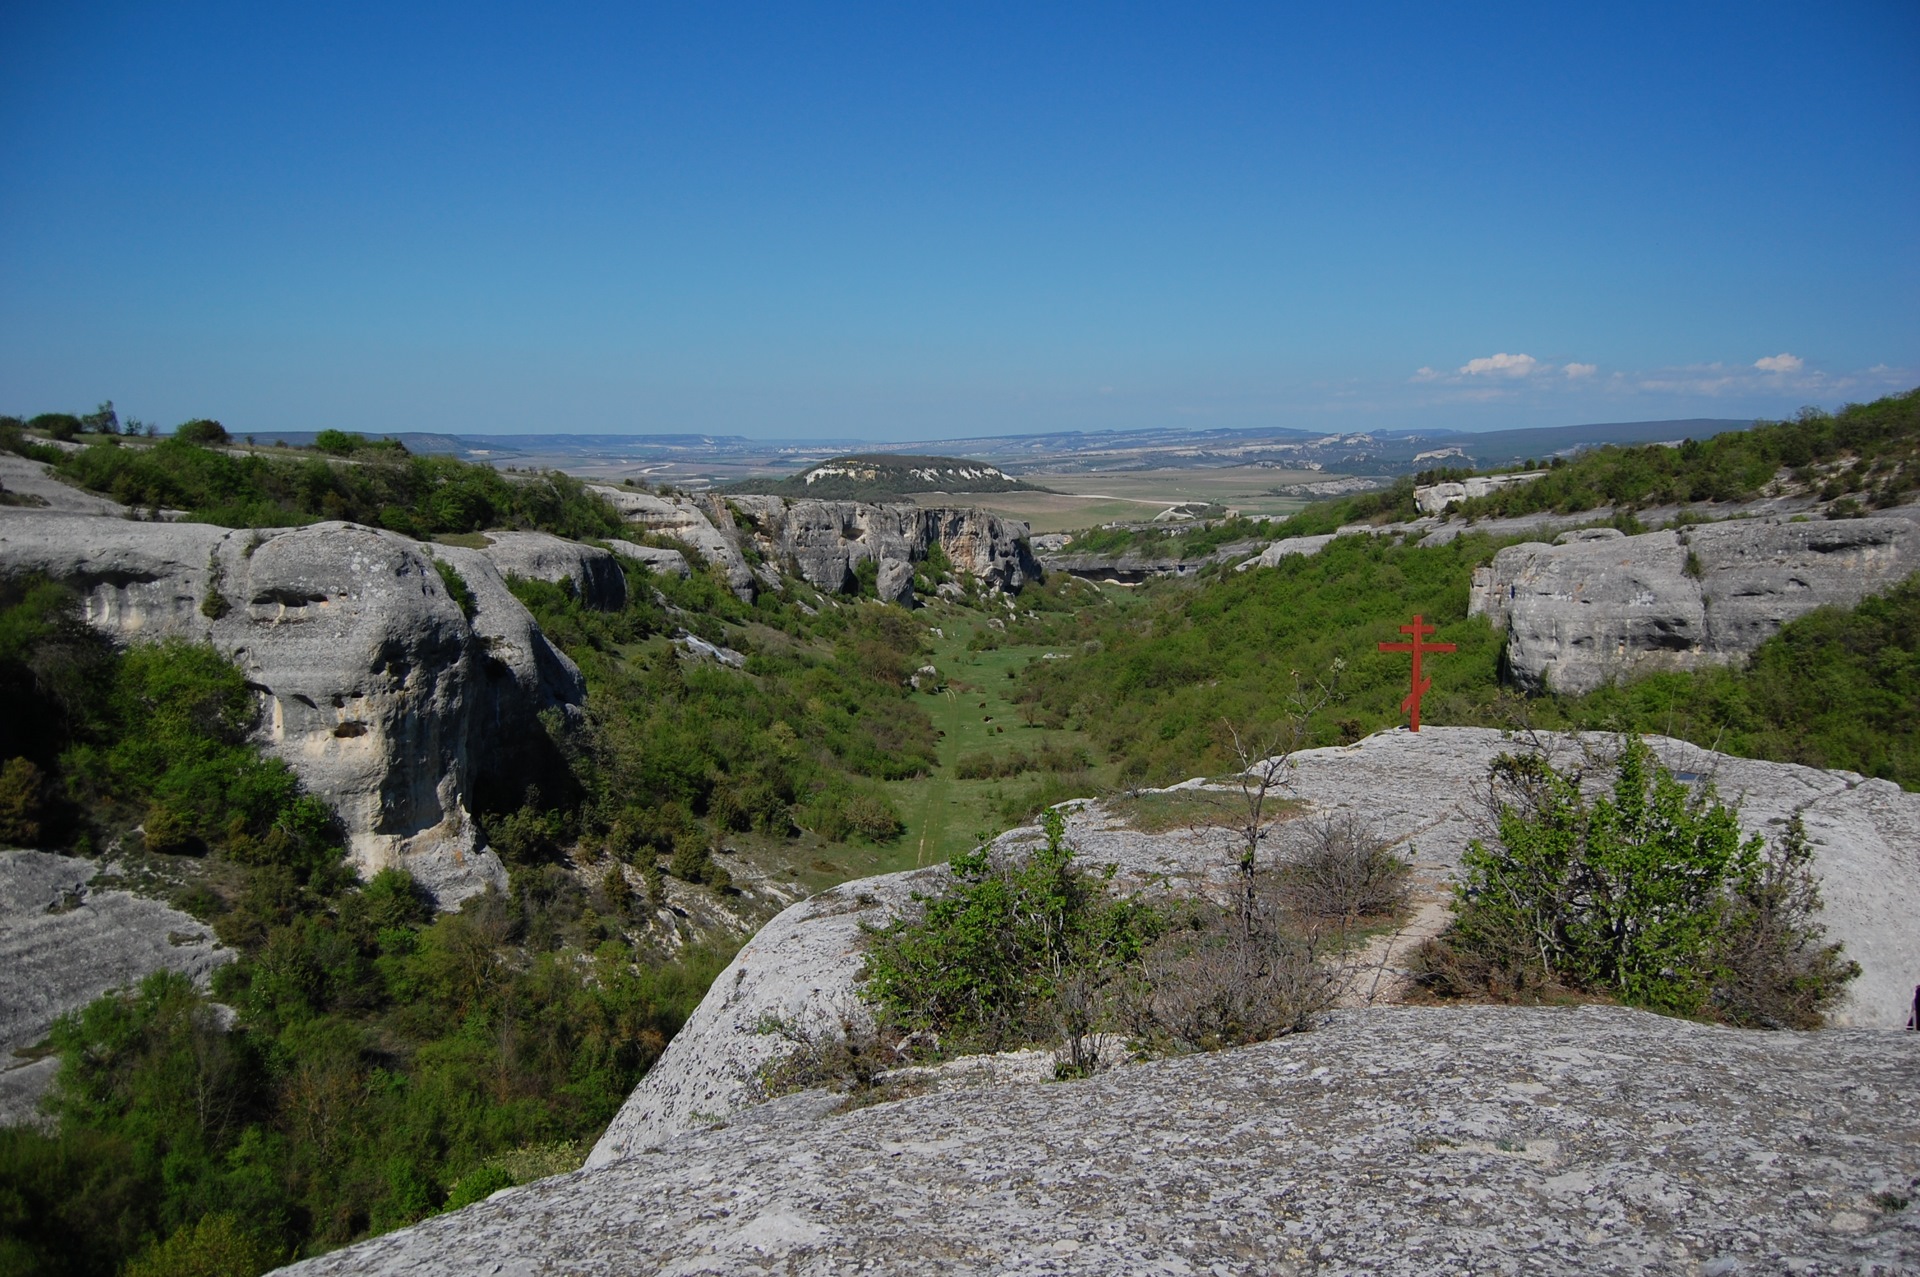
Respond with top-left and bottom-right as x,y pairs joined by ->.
0,755 -> 45,845
1417,737 -> 1858,1023
173,419 -> 230,447
797,782 -> 904,844
432,558 -> 477,619
124,1213 -> 278,1277
441,1165 -> 516,1212
862,809 -> 1163,1053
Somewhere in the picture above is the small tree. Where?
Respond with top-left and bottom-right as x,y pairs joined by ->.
174,418 -> 230,447
1217,657 -> 1343,936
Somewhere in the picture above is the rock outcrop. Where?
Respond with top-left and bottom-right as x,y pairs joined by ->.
592,486 -> 1039,603
604,539 -> 690,578
1471,513 -> 1920,693
584,728 -> 1920,1165
1414,469 -> 1548,515
0,511 -> 591,902
0,850 -> 231,1125
280,1004 -> 1920,1276
469,530 -> 626,611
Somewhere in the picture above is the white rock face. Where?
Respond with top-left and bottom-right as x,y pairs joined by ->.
1472,513 -> 1920,693
591,487 -> 758,599
280,1005 -> 1920,1276
0,512 -> 591,903
0,850 -> 232,1125
591,488 -> 1038,604
586,728 -> 1920,1166
1414,470 -> 1549,515
471,530 -> 626,611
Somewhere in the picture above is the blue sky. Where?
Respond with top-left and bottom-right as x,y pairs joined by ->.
2,2 -> 1915,440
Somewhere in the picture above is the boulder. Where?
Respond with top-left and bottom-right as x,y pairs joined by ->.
1472,512 -> 1920,694
472,530 -> 626,611
1413,469 -> 1549,515
0,512 -> 593,903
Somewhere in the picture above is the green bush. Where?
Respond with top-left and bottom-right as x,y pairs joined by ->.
123,1212 -> 279,1277
862,808 -> 1163,1052
1419,737 -> 1858,1023
173,419 -> 231,447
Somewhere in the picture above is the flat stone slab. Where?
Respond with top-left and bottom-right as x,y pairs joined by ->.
278,1005 -> 1920,1276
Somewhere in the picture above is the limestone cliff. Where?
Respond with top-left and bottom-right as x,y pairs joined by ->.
1471,513 -> 1920,694
0,512 -> 589,903
590,485 -> 1038,603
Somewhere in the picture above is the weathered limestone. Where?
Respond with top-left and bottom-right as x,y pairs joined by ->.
592,487 -> 1039,603
590,487 -> 759,599
1472,513 -> 1920,693
604,539 -> 690,579
583,728 -> 1919,1167
1414,469 -> 1549,515
0,512 -> 594,903
471,530 -> 626,611
280,1004 -> 1920,1276
0,850 -> 231,1125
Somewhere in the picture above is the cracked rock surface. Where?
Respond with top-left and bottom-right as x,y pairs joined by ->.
280,1004 -> 1920,1276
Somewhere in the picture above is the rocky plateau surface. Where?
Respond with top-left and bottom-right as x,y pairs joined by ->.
587,728 -> 1919,1168
0,849 -> 230,1125
281,1004 -> 1920,1276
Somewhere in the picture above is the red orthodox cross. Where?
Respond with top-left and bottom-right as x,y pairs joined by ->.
1378,613 -> 1455,732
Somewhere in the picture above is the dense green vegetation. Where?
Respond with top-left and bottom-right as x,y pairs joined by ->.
1006,527 -> 1920,792
1419,739 -> 1858,1027
0,582 -> 730,1274
0,425 -> 624,540
1452,389 -> 1920,518
1012,532 -> 1507,784
498,560 -> 936,872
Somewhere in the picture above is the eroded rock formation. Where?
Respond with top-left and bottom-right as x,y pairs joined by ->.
469,530 -> 626,611
591,486 -> 1039,603
1471,513 -> 1920,694
0,512 -> 589,902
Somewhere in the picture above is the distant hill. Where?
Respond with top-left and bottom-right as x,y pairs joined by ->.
727,454 -> 1051,499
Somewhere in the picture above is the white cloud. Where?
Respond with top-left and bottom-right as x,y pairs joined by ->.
1411,366 -> 1442,382
1754,352 -> 1803,373
1563,362 -> 1598,379
1459,352 -> 1539,378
